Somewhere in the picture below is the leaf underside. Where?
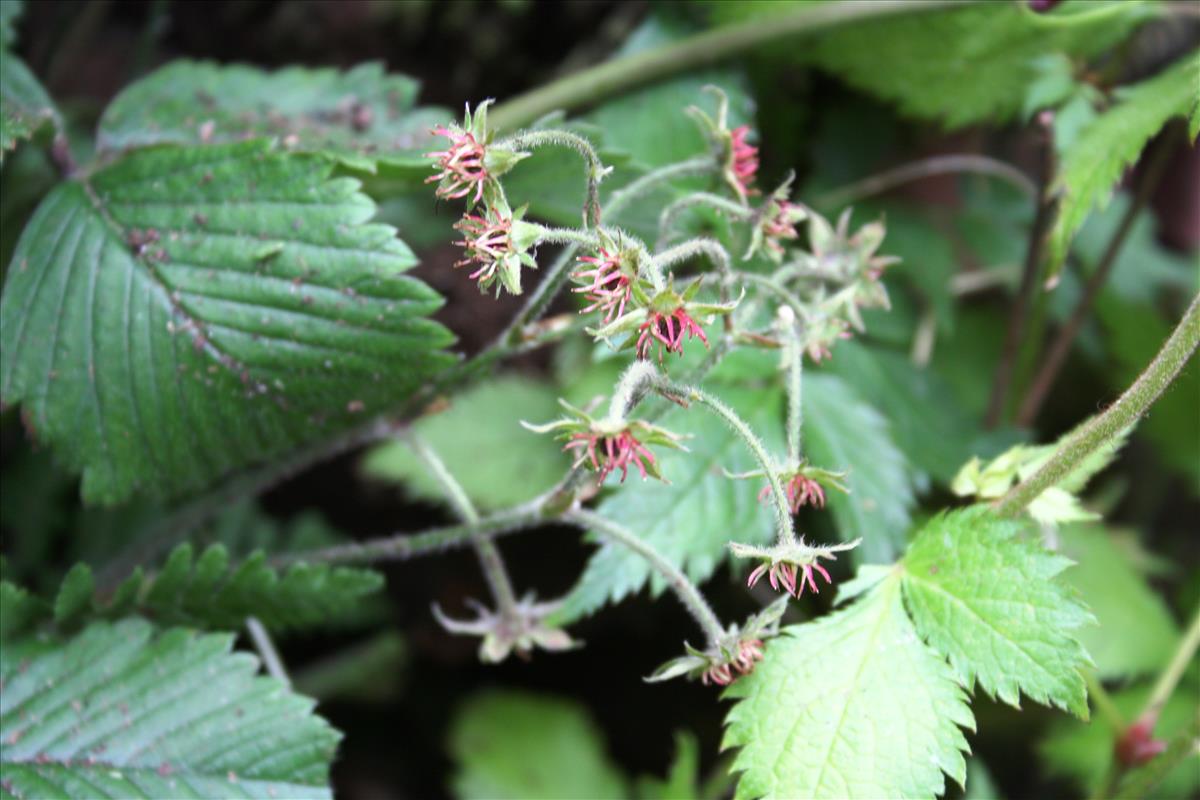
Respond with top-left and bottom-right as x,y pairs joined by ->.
0,619 -> 339,799
0,139 -> 454,504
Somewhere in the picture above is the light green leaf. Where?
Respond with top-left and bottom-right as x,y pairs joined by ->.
0,619 -> 340,799
724,574 -> 973,799
0,139 -> 454,505
710,1 -> 1153,128
448,690 -> 627,800
964,757 -> 1004,800
1057,523 -> 1179,679
97,60 -> 447,170
1045,50 -> 1200,281
0,47 -> 61,162
901,507 -> 1094,717
1039,682 -> 1200,799
803,373 -> 914,563
552,386 -> 782,624
362,377 -> 569,511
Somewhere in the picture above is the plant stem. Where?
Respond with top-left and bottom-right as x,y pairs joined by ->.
654,237 -> 734,296
816,154 -> 1036,209
245,616 -> 290,687
995,293 -> 1200,517
662,381 -> 794,544
403,432 -> 520,618
785,327 -> 804,462
607,360 -> 660,421
565,508 -> 726,647
658,193 -> 752,249
984,117 -> 1056,429
488,0 -> 964,132
1016,131 -> 1175,426
501,129 -> 609,227
537,227 -> 602,249
1142,601 -> 1200,724
733,271 -> 809,322
1085,671 -> 1127,732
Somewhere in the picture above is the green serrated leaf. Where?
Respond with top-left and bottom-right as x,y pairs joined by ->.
51,563 -> 93,627
448,690 -> 627,800
552,385 -> 783,624
803,372 -> 914,563
711,1 -> 1152,128
0,139 -> 454,505
0,580 -> 45,641
1039,682 -> 1200,799
1058,523 -> 1179,679
901,507 -> 1094,717
362,377 -> 569,511
0,47 -> 61,162
97,60 -> 447,170
0,619 -> 340,799
724,574 -> 973,799
1045,50 -> 1200,282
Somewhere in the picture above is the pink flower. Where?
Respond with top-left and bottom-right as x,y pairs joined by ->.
564,429 -> 657,483
1116,713 -> 1166,767
453,211 -> 512,284
746,560 -> 832,599
572,247 -> 631,324
729,125 -> 759,199
732,638 -> 765,674
758,473 -> 827,514
636,308 -> 709,361
425,125 -> 488,203
702,662 -> 734,686
762,198 -> 802,260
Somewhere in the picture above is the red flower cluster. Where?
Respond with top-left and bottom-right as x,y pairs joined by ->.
636,308 -> 708,361
425,125 -> 488,203
453,212 -> 512,284
729,125 -> 759,198
564,429 -> 657,483
702,638 -> 765,686
762,198 -> 803,259
759,473 -> 827,513
747,560 -> 832,599
573,247 -> 631,324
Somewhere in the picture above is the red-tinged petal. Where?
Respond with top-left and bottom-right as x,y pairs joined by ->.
747,563 -> 768,588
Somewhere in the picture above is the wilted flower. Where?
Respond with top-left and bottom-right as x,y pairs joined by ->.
728,125 -> 760,199
432,593 -> 576,663
728,460 -> 849,514
1116,713 -> 1166,767
572,232 -> 642,324
647,597 -> 787,687
523,399 -> 687,484
425,100 -> 528,205
637,307 -> 709,361
687,86 -> 759,202
453,194 -> 542,296
730,539 -> 861,599
745,175 -> 807,263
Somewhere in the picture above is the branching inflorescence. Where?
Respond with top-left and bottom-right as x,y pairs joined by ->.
424,88 -> 900,685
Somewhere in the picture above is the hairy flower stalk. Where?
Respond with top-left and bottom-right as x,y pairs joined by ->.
499,129 -> 611,227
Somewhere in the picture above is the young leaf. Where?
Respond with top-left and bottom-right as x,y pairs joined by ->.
901,507 -> 1094,717
0,139 -> 454,504
362,377 -> 569,510
448,690 -> 627,800
1058,523 -> 1179,679
96,61 -> 447,171
724,574 -> 973,799
0,619 -> 340,799
0,47 -> 61,162
552,386 -> 783,623
1045,50 -> 1200,282
30,542 -> 383,635
803,373 -> 914,563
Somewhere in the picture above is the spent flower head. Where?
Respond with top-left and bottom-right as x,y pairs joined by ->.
728,460 -> 850,514
523,398 -> 687,484
730,538 -> 861,599
425,100 -> 528,205
453,191 -> 542,296
571,230 -> 643,324
432,593 -> 576,663
745,174 -> 807,263
646,597 -> 788,687
587,276 -> 738,363
688,86 -> 759,202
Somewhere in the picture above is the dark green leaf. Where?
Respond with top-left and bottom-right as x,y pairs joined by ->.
1,139 -> 454,504
0,48 -> 60,162
0,619 -> 340,799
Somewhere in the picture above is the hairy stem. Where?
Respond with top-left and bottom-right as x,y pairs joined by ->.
1016,131 -> 1175,426
657,192 -> 752,249
404,432 -> 520,617
566,508 -> 726,647
488,0 -> 964,132
733,271 -> 810,322
995,293 -> 1200,517
1110,716 -> 1200,800
662,381 -> 794,544
501,129 -> 608,227
607,360 -> 661,421
816,154 -> 1036,209
984,118 -> 1056,429
785,325 -> 804,462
